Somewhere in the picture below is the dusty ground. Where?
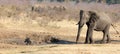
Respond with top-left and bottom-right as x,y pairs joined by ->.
0,23 -> 119,54
0,18 -> 119,54
0,44 -> 120,54
0,2 -> 120,54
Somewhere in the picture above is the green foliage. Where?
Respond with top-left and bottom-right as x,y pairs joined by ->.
106,0 -> 120,4
57,0 -> 65,2
37,0 -> 43,2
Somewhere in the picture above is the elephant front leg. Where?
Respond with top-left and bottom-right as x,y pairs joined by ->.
85,26 -> 94,44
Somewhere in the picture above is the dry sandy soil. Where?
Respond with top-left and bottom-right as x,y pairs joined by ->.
0,2 -> 120,54
0,23 -> 119,54
0,44 -> 120,54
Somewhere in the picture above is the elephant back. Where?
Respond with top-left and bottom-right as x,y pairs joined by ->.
97,12 -> 112,23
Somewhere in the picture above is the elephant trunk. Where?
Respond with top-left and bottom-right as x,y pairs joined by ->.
76,10 -> 84,44
76,21 -> 84,44
76,25 -> 82,44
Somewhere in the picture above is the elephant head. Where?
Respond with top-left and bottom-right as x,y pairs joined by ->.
76,10 -> 99,43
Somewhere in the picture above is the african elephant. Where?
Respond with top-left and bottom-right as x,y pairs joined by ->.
76,10 -> 112,44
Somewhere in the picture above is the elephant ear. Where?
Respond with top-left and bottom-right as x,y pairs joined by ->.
89,11 -> 99,23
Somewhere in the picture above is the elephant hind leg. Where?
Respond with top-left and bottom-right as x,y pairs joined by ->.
101,31 -> 107,43
101,24 -> 110,43
106,25 -> 111,43
107,34 -> 111,43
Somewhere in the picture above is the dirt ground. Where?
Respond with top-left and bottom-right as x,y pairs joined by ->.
0,44 -> 120,54
0,23 -> 119,54
0,2 -> 120,54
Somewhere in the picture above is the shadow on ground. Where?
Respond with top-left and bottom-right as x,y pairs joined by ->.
95,40 -> 120,44
50,39 -> 120,44
51,39 -> 80,44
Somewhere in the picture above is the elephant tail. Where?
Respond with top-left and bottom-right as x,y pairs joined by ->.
111,24 -> 119,34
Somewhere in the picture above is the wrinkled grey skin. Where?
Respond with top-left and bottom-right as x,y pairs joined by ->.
76,10 -> 111,44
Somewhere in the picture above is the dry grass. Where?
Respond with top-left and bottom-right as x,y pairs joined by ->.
0,2 -> 120,29
0,2 -> 119,44
0,2 -> 119,54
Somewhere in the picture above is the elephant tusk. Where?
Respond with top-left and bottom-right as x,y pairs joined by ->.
76,21 -> 80,25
